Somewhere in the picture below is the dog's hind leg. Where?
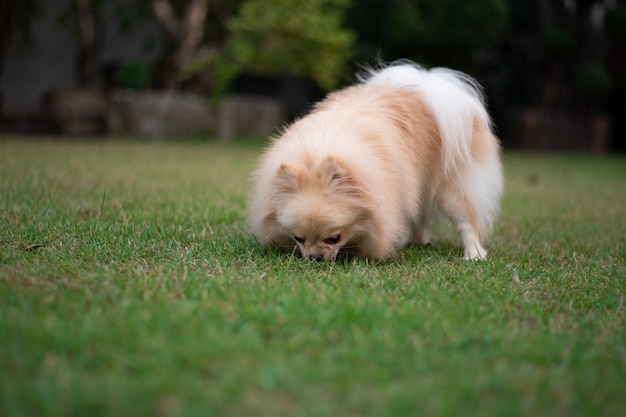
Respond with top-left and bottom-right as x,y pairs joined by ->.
438,187 -> 487,260
456,221 -> 487,260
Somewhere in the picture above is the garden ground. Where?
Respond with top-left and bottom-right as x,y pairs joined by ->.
1,137 -> 624,417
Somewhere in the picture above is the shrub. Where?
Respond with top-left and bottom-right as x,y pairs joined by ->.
212,0 -> 355,93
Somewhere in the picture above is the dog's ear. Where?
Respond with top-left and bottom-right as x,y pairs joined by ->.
275,163 -> 301,192
321,157 -> 361,196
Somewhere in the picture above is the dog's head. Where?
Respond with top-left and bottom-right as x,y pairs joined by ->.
272,156 -> 371,261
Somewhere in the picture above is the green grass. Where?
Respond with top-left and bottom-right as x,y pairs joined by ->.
1,137 -> 625,417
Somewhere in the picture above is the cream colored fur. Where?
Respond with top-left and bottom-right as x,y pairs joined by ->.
249,62 -> 503,261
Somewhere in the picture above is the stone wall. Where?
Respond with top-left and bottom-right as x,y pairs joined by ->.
109,91 -> 283,139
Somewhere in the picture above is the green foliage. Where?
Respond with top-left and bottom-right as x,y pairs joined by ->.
542,27 -> 574,60
416,0 -> 508,63
1,138 -> 625,416
575,63 -> 612,98
346,0 -> 508,69
605,4 -> 626,45
114,58 -> 154,90
491,0 -> 622,112
213,0 -> 355,92
179,53 -> 214,84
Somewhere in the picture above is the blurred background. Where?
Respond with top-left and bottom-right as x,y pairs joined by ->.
0,0 -> 624,151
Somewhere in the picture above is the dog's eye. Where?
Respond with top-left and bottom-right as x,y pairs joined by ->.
294,236 -> 305,244
324,235 -> 341,245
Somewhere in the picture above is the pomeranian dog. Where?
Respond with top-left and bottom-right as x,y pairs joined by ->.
249,61 -> 503,261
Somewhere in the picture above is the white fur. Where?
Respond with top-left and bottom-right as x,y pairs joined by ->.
361,62 -> 492,174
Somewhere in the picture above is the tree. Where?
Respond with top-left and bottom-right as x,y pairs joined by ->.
345,0 -> 508,72
500,0 -> 620,113
74,0 -> 98,86
214,0 -> 355,92
151,0 -> 210,89
56,0 -> 150,87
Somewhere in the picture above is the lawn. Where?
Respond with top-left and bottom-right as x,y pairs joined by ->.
1,137 -> 625,417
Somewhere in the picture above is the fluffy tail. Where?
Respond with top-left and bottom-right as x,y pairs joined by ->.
359,61 -> 493,172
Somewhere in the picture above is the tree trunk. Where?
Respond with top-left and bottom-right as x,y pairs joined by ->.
75,0 -> 99,87
152,0 -> 208,89
178,0 -> 208,69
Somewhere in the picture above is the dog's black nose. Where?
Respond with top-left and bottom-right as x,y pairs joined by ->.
309,254 -> 324,262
